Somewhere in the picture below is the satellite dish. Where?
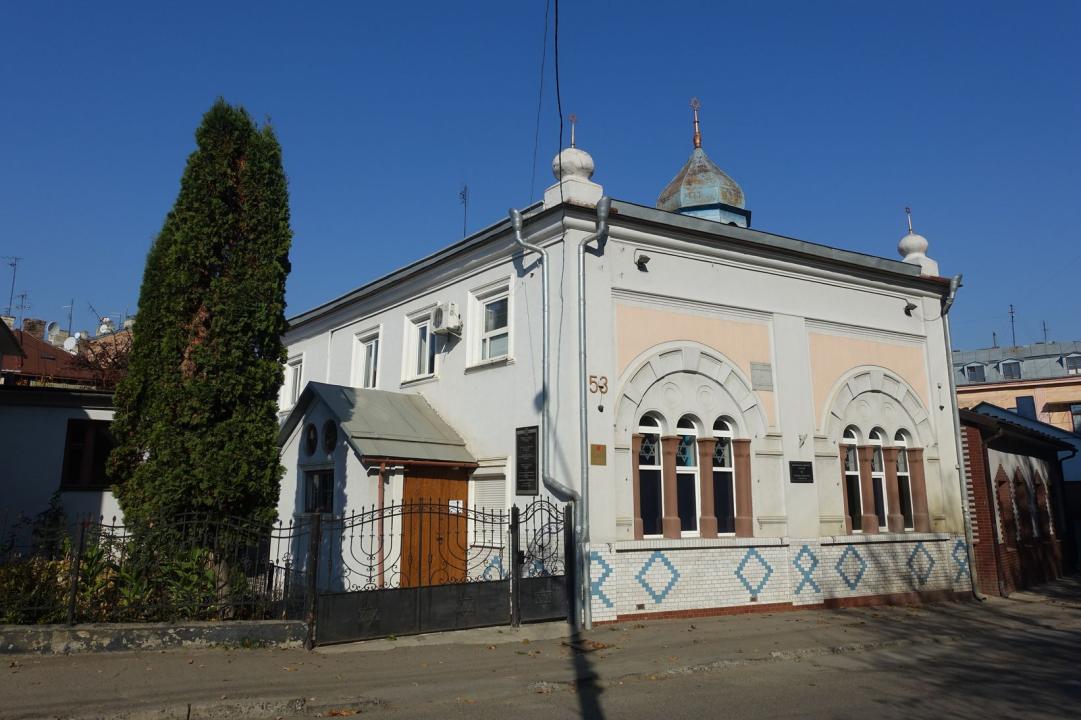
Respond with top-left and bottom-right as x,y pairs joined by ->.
62,336 -> 78,354
46,321 -> 60,341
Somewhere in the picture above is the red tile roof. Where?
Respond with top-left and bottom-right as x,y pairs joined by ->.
0,329 -> 100,386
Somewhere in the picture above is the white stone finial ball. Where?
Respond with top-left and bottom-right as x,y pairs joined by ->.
552,147 -> 595,181
898,231 -> 929,260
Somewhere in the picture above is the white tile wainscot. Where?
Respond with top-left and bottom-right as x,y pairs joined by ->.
588,534 -> 972,622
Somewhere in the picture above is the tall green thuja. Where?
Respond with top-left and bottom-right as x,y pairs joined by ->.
110,100 -> 292,527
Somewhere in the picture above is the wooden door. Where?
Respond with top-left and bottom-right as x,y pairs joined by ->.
401,466 -> 471,587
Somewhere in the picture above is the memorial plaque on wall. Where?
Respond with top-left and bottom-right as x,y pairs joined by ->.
515,426 -> 540,495
788,461 -> 814,484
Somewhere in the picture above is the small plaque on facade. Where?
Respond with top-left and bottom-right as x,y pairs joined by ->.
590,444 -> 607,466
751,362 -> 774,391
789,461 -> 814,484
515,426 -> 539,496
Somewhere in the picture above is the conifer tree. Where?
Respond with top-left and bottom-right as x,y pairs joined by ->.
109,100 -> 292,527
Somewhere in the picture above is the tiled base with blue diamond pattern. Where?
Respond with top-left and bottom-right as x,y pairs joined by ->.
588,534 -> 971,622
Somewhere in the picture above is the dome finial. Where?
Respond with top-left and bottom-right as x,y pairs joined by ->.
569,113 -> 577,149
690,97 -> 702,149
897,205 -> 939,276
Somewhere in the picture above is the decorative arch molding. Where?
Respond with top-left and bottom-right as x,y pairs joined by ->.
614,340 -> 769,440
822,365 -> 934,447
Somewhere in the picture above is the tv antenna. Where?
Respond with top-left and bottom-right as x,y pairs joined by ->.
1042,320 -> 1049,344
459,184 -> 469,238
3,256 -> 21,316
1008,304 -> 1017,347
63,298 -> 75,335
14,291 -> 30,326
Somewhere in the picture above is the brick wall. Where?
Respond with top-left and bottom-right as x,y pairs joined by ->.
588,533 -> 971,622
962,426 -> 1002,595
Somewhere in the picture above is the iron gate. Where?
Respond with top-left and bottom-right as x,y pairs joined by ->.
312,499 -> 571,645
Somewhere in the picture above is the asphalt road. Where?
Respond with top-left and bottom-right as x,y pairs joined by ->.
5,579 -> 1081,719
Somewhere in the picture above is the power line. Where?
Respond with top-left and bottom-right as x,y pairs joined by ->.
528,0 -> 551,203
553,0 -> 564,205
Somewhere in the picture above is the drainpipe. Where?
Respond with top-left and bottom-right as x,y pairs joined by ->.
576,196 -> 612,630
941,274 -> 984,600
508,209 -> 579,503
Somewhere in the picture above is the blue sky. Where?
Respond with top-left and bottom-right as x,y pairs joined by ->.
1,1 -> 1078,350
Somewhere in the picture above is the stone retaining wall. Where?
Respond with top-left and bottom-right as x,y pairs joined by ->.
0,620 -> 307,655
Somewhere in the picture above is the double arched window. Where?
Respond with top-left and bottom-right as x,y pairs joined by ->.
633,413 -> 747,539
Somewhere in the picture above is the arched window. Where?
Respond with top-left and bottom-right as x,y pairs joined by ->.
637,415 -> 663,536
869,428 -> 888,531
894,430 -> 914,530
842,426 -> 862,532
712,418 -> 735,534
675,416 -> 700,534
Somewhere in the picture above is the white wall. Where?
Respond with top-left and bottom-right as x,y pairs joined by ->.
0,402 -> 119,523
280,208 -> 964,546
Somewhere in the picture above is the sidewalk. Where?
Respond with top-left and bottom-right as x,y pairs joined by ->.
4,577 -> 1080,719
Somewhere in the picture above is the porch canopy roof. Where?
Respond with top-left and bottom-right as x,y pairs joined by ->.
278,381 -> 476,466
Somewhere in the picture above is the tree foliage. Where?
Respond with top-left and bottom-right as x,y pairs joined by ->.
109,100 -> 292,527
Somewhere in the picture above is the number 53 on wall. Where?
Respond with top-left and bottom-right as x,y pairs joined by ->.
588,375 -> 608,394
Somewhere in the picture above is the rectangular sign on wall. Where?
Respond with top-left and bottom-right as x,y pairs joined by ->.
515,426 -> 539,496
788,461 -> 814,484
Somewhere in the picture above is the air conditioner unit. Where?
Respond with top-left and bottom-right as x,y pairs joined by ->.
430,302 -> 462,336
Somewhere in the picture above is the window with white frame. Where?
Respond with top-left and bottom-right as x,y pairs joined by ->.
1000,360 -> 1022,380
357,331 -> 380,389
638,415 -> 663,537
964,364 -> 986,383
286,356 -> 303,407
1066,355 -> 1081,376
675,416 -> 700,535
843,426 -> 863,532
404,314 -> 438,380
895,430 -> 915,531
869,428 -> 888,531
712,417 -> 735,534
473,284 -> 510,363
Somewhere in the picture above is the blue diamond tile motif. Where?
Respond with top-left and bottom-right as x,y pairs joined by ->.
952,539 -> 969,583
906,542 -> 935,585
482,555 -> 504,581
792,545 -> 820,594
636,551 -> 680,604
590,551 -> 614,608
835,545 -> 867,590
735,547 -> 774,596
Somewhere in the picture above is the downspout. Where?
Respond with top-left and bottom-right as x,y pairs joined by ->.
576,196 -> 612,630
941,274 -> 985,600
508,209 -> 578,503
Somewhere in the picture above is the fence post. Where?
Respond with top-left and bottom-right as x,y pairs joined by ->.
304,514 -> 322,650
66,521 -> 87,626
563,504 -> 575,624
510,505 -> 521,627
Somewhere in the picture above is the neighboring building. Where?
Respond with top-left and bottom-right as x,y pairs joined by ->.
0,386 -> 120,523
280,113 -> 973,623
0,319 -> 101,388
954,340 -> 1081,434
960,404 -> 1075,594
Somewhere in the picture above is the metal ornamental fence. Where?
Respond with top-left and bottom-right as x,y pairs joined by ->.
1,499 -> 572,646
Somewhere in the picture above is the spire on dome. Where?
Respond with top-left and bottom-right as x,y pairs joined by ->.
656,98 -> 750,227
691,97 -> 702,149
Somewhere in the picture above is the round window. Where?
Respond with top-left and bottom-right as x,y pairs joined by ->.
304,423 -> 318,456
322,420 -> 338,453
